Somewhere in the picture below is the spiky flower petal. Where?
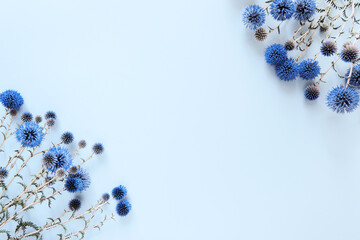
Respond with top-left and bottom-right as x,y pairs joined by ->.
304,85 -> 320,100
242,5 -> 266,30
298,59 -> 320,80
265,44 -> 287,66
0,90 -> 24,110
327,85 -> 359,113
16,122 -> 44,148
275,58 -> 299,81
270,0 -> 295,21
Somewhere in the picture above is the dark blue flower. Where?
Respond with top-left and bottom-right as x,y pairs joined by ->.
243,5 -> 266,30
67,168 -> 91,191
265,44 -> 287,66
61,132 -> 74,145
304,85 -> 320,100
112,185 -> 127,201
92,143 -> 104,155
341,44 -> 359,63
21,112 -> 33,122
347,64 -> 360,87
16,122 -> 44,148
293,0 -> 316,21
116,201 -> 132,217
270,0 -> 295,21
45,147 -> 72,173
0,167 -> 8,180
69,198 -> 81,211
65,177 -> 84,193
275,58 -> 299,81
45,111 -> 56,120
102,193 -> 110,202
298,59 -> 320,80
321,41 -> 337,57
327,85 -> 359,113
0,90 -> 24,110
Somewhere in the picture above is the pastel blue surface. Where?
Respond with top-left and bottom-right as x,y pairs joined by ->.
1,0 -> 360,239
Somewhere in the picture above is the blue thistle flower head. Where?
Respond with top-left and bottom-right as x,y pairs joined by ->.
102,193 -> 110,202
65,177 -> 84,193
112,185 -> 127,201
67,168 -> 91,191
265,44 -> 287,66
116,200 -> 132,217
0,90 -> 24,110
341,44 -> 359,63
320,41 -> 337,57
0,167 -> 8,180
293,0 -> 316,21
275,58 -> 299,81
92,143 -> 104,155
347,64 -> 360,87
298,59 -> 320,80
21,112 -> 33,122
16,122 -> 44,148
327,85 -> 359,113
61,131 -> 74,145
69,198 -> 81,211
45,111 -> 56,120
304,85 -> 320,101
45,147 -> 72,173
270,0 -> 295,21
242,5 -> 266,31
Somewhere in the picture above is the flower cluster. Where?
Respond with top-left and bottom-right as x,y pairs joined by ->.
0,90 -> 131,239
243,0 -> 360,113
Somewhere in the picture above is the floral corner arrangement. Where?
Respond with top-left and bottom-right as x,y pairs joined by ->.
243,0 -> 360,113
0,90 -> 131,239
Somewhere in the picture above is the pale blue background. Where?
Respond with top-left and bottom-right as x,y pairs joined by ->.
1,0 -> 360,239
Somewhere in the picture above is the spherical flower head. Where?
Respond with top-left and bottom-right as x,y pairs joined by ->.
47,118 -> 55,127
270,0 -> 295,21
327,85 -> 359,113
304,85 -> 320,101
284,40 -> 295,51
45,147 -> 72,173
21,112 -> 33,122
68,168 -> 91,191
92,143 -> 104,155
65,177 -> 84,193
341,44 -> 359,63
61,132 -> 74,145
56,168 -> 66,178
298,59 -> 320,80
69,198 -> 81,211
44,111 -> 56,120
43,152 -> 56,170
347,64 -> 360,87
0,167 -> 8,180
112,185 -> 127,201
0,90 -> 24,110
16,122 -> 44,148
242,5 -> 266,31
35,115 -> 42,124
69,166 -> 78,174
102,193 -> 110,202
254,27 -> 268,42
116,201 -> 132,217
321,41 -> 337,57
9,109 -> 18,117
293,0 -> 316,21
265,44 -> 287,66
275,58 -> 299,81
78,140 -> 86,149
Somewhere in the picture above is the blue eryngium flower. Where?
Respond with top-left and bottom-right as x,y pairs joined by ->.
347,64 -> 360,87
341,45 -> 359,63
320,41 -> 337,57
276,58 -> 299,81
327,85 -> 359,113
65,178 -> 84,193
16,122 -> 44,148
242,5 -> 266,31
0,90 -> 24,110
270,0 -> 295,21
265,44 -> 287,66
45,147 -> 72,173
298,59 -> 320,80
112,185 -> 127,201
67,168 -> 91,191
116,201 -> 132,217
304,85 -> 320,101
293,0 -> 316,21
